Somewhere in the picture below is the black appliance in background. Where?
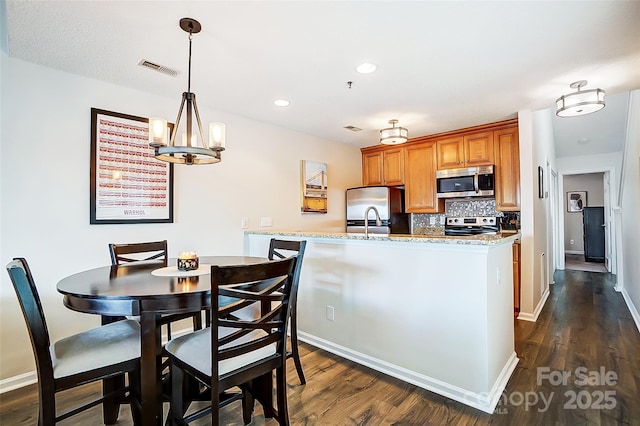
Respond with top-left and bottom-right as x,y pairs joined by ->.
583,207 -> 605,263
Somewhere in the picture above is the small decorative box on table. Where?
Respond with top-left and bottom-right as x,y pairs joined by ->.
177,252 -> 199,271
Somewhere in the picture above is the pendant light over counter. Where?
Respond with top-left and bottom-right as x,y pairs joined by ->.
556,80 -> 606,118
149,18 -> 225,165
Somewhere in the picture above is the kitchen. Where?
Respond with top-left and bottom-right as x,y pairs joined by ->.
1,2 -> 639,424
245,118 -> 522,413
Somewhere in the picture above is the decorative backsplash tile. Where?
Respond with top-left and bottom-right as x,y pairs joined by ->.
445,199 -> 502,217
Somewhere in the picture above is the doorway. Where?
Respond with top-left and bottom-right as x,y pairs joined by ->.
560,172 -> 610,273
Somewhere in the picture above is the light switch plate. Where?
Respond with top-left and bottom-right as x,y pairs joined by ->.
241,217 -> 249,229
260,217 -> 272,227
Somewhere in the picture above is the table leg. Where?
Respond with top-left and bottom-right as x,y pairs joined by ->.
140,312 -> 163,426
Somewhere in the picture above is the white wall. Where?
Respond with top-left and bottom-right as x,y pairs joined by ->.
517,108 -> 556,321
562,173 -> 604,253
618,89 -> 640,331
0,54 -> 363,383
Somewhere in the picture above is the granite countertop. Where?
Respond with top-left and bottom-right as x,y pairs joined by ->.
245,229 -> 520,246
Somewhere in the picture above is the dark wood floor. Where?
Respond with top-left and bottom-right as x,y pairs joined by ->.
2,269 -> 639,425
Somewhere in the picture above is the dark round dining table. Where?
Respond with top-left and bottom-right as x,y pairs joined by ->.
57,256 -> 269,426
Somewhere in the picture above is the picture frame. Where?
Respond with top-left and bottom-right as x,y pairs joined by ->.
538,166 -> 544,199
300,160 -> 328,214
90,108 -> 174,224
567,191 -> 587,213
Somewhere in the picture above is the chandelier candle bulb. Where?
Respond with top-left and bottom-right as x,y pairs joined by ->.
177,251 -> 199,271
148,117 -> 168,147
209,122 -> 225,148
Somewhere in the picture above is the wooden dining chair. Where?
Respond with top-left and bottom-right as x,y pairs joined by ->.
108,240 -> 203,339
108,240 -> 168,265
229,239 -> 307,384
6,258 -> 141,425
268,239 -> 307,385
166,256 -> 298,426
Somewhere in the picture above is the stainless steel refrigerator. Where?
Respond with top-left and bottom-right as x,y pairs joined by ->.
346,186 -> 409,234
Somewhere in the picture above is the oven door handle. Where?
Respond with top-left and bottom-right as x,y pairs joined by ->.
474,172 -> 479,193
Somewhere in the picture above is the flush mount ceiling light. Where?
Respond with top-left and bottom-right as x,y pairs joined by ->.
380,119 -> 408,145
555,80 -> 606,118
148,18 -> 225,165
356,63 -> 377,74
274,99 -> 290,107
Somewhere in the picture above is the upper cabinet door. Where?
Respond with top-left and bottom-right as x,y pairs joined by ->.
436,136 -> 464,169
464,131 -> 494,166
382,147 -> 405,186
362,151 -> 384,186
362,147 -> 404,186
494,127 -> 520,211
405,142 -> 443,213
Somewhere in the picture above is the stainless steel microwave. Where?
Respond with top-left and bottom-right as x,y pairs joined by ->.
436,165 -> 494,198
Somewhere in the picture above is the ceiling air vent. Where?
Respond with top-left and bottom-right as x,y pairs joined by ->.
344,126 -> 362,132
138,59 -> 180,77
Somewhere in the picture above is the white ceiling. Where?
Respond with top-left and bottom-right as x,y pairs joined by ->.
3,1 -> 639,153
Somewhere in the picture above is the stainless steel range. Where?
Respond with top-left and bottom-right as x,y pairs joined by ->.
444,216 -> 499,236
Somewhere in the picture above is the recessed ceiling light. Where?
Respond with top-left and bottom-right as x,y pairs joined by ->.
578,138 -> 590,145
356,63 -> 377,74
274,99 -> 290,107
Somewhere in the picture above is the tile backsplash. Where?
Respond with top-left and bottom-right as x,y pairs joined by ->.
411,198 -> 520,234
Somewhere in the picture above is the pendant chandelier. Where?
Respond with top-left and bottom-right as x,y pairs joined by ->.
555,80 -> 606,118
149,18 -> 225,165
380,119 -> 408,145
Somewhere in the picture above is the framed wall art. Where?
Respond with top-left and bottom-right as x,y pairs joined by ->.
90,108 -> 174,224
567,191 -> 587,213
300,160 -> 328,214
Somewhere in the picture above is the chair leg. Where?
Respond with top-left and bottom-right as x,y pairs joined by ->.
241,383 -> 256,425
289,308 -> 306,385
128,368 -> 142,426
170,365 -> 185,426
38,386 -> 56,426
252,373 -> 275,419
102,374 -> 124,424
275,367 -> 290,426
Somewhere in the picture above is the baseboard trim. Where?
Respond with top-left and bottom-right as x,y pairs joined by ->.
517,287 -> 550,322
565,250 -> 584,255
0,371 -> 37,394
621,288 -> 640,334
298,331 -> 517,414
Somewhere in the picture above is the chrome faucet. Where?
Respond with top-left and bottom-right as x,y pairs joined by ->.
364,205 -> 382,239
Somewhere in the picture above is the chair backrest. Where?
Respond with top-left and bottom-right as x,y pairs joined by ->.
268,238 -> 306,309
6,258 -> 55,384
213,257 -> 297,380
109,240 -> 168,266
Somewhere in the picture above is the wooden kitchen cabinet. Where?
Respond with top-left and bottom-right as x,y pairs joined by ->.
494,126 -> 520,211
362,147 -> 404,186
404,141 -> 444,213
513,240 -> 521,316
436,131 -> 493,170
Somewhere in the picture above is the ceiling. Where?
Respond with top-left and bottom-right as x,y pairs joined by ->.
3,1 -> 639,153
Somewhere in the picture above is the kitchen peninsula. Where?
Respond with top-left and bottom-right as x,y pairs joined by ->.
244,230 -> 519,413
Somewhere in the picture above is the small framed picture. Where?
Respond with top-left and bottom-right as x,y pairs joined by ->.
300,160 -> 328,214
567,191 -> 587,212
